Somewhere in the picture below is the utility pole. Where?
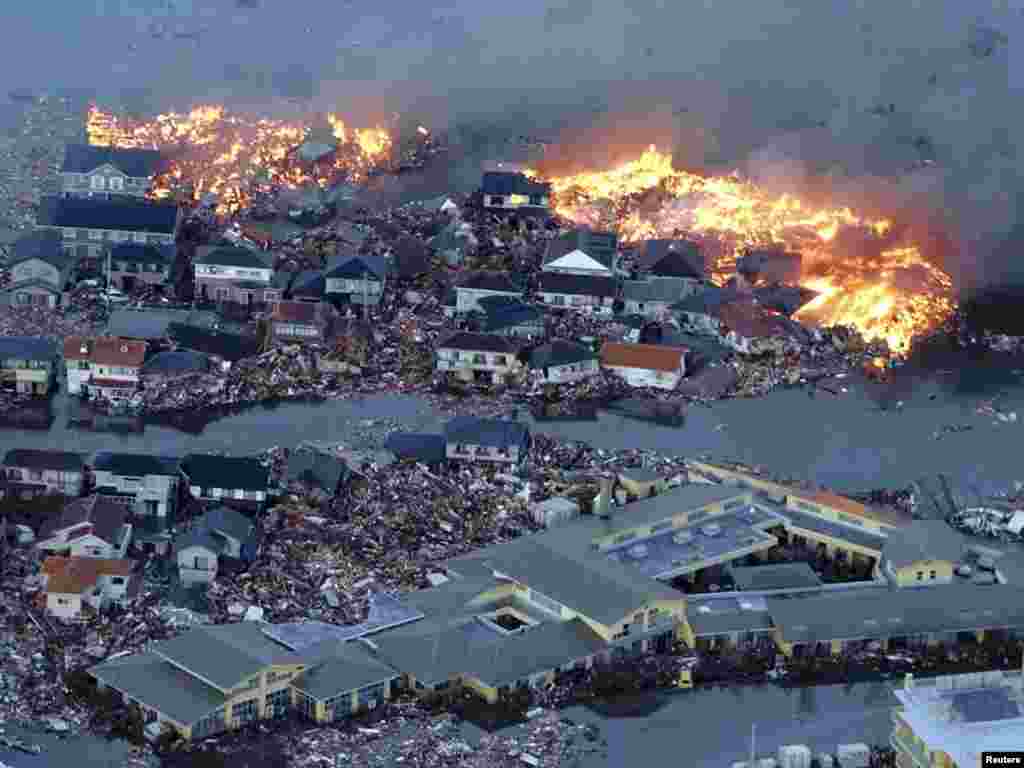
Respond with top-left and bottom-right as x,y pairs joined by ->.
106,247 -> 112,314
749,723 -> 756,768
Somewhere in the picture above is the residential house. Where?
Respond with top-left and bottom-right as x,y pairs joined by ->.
193,246 -> 273,306
717,301 -> 807,355
434,332 -> 523,385
752,284 -> 818,316
269,300 -> 333,342
669,286 -> 746,335
0,336 -> 59,395
880,520 -> 970,588
429,220 -> 475,267
633,239 -> 705,285
92,452 -> 182,520
3,231 -> 74,308
1,449 -> 85,498
454,271 -> 522,313
600,343 -> 688,390
63,336 -> 147,400
542,228 -> 617,276
88,622 -> 399,740
283,451 -> 349,499
442,415 -> 531,465
383,433 -> 447,466
481,171 -> 551,212
621,277 -> 692,318
175,506 -> 259,586
324,254 -> 388,306
284,270 -> 325,303
479,296 -> 545,339
60,144 -> 168,200
106,242 -> 174,292
181,454 -> 270,512
736,248 -> 802,286
104,308 -> 218,342
40,555 -> 136,620
537,272 -> 618,312
36,495 -> 132,559
528,340 -> 600,385
36,195 -> 179,263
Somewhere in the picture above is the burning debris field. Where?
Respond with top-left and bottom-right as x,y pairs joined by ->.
530,146 -> 955,354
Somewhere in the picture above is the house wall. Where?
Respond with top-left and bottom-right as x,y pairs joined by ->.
445,441 -> 521,464
624,299 -> 672,317
435,348 -> 522,383
326,276 -> 384,296
893,559 -> 955,587
109,264 -> 169,291
96,572 -> 131,603
603,363 -> 683,390
490,322 -> 544,339
11,259 -> 60,286
607,600 -> 687,641
455,287 -> 520,313
783,496 -> 895,536
66,358 -> 91,394
68,532 -> 126,559
177,544 -> 218,586
539,292 -> 614,310
535,359 -> 600,384
62,167 -> 153,199
187,485 -> 266,504
41,226 -> 174,262
461,676 -> 499,704
482,194 -> 549,210
6,284 -> 61,308
47,591 -> 83,619
4,466 -> 83,496
272,321 -> 323,340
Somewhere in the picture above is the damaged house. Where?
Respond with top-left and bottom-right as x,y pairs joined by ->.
283,450 -> 350,500
717,302 -> 808,356
621,277 -> 692,318
528,340 -> 600,385
40,555 -> 137,620
175,506 -> 259,586
478,296 -> 545,339
542,228 -> 617,276
324,254 -> 388,308
92,452 -> 182,556
0,336 -> 59,395
443,415 -> 531,466
633,239 -> 706,285
736,248 -> 802,287
269,300 -> 334,343
670,285 -> 746,335
106,242 -> 175,293
481,170 -> 551,212
454,271 -> 522,314
181,454 -> 270,513
537,272 -> 618,313
1,449 -> 85,498
36,495 -> 132,559
3,230 -> 74,308
434,332 -> 523,385
600,343 -> 689,390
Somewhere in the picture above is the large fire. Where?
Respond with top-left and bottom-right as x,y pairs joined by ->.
531,146 -> 954,353
86,105 -> 393,216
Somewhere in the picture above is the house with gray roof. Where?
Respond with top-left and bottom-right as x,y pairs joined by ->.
621,277 -> 693,318
174,505 -> 258,585
61,144 -> 168,200
434,332 -> 524,385
36,195 -> 179,262
283,450 -> 349,497
106,242 -> 175,293
181,454 -> 270,512
2,448 -> 84,497
479,296 -> 545,339
881,520 -> 977,587
528,339 -> 599,384
89,621 -> 400,739
324,254 -> 388,306
455,270 -> 522,313
542,228 -> 618,275
633,239 -> 705,281
3,231 -> 73,308
669,286 -> 748,335
442,415 -> 530,465
193,246 -> 273,306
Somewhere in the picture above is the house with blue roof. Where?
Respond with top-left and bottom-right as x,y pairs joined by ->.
325,254 -> 389,306
60,144 -> 169,200
442,415 -> 531,466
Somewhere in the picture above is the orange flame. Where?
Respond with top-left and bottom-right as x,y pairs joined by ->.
531,146 -> 954,353
87,104 -> 392,216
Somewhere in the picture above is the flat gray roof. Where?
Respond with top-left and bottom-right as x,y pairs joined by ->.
596,485 -> 752,532
90,651 -> 225,726
151,622 -> 302,691
729,562 -> 823,591
883,520 -> 974,569
603,507 -> 781,580
291,641 -> 398,701
767,584 -> 1024,643
687,608 -> 774,637
775,506 -> 887,552
261,593 -> 425,651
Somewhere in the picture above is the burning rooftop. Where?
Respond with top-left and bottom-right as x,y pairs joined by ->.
531,145 -> 955,353
86,104 -> 393,216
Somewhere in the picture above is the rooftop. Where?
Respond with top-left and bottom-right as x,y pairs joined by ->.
194,246 -> 271,270
894,675 -> 1024,768
773,505 -> 888,553
92,452 -> 181,478
61,144 -> 168,177
182,454 -> 269,492
544,229 -> 617,270
436,331 -> 519,354
0,336 -> 58,362
43,555 -> 133,594
481,171 -> 550,198
105,309 -> 218,341
38,495 -> 130,543
728,562 -> 823,591
140,349 -> 211,374
108,242 -> 175,265
529,340 -> 596,369
443,415 -> 529,450
634,240 -> 704,279
9,230 -> 68,268
3,448 -> 83,471
458,271 -> 521,294
537,272 -> 618,298
883,520 -> 976,569
37,195 -> 178,234
271,300 -> 322,324
90,336 -> 147,367
600,342 -> 688,373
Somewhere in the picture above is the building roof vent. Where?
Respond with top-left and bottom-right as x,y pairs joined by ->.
628,543 -> 649,560
673,531 -> 694,546
701,523 -> 722,537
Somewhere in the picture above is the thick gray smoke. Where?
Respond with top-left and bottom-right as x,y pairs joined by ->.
6,0 -> 1023,293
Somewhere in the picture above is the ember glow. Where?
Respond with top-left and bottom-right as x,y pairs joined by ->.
87,105 -> 393,216
532,146 -> 954,353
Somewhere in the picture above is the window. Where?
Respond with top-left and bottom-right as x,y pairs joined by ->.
231,698 -> 258,725
553,295 -> 565,306
929,570 -> 937,579
916,572 -> 924,581
194,556 -> 210,570
324,692 -> 350,721
295,691 -> 316,721
89,230 -> 103,241
29,469 -> 43,481
133,232 -> 147,243
90,175 -> 106,190
192,711 -> 225,738
111,577 -> 125,585
108,177 -> 124,191
490,196 -> 505,206
570,295 -> 584,306
57,597 -> 69,605
356,683 -> 386,709
494,355 -> 507,366
265,688 -> 290,719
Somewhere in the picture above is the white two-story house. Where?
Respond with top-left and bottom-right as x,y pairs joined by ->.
63,335 -> 147,400
600,342 -> 689,390
1,449 -> 85,498
324,254 -> 388,307
92,452 -> 182,519
60,144 -> 168,200
35,195 -> 179,264
193,246 -> 274,306
41,555 -> 136,620
434,332 -> 523,386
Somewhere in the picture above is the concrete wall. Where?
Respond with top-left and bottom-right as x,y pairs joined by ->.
894,559 -> 955,588
47,591 -> 83,619
177,544 -> 218,586
603,364 -> 683,390
534,359 -> 600,384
